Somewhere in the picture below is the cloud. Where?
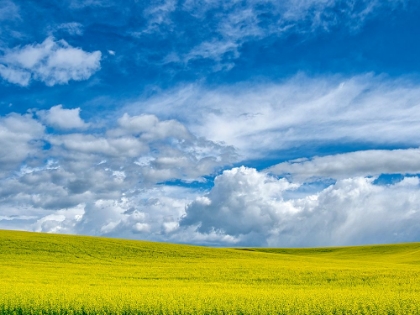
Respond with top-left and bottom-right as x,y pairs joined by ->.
37,105 -> 88,130
141,0 -> 176,34
0,109 -> 237,239
0,0 -> 19,21
276,0 -> 397,32
165,0 -> 405,66
67,0 -> 115,9
0,37 -> 101,86
136,74 -> 420,158
22,184 -> 198,242
116,113 -> 191,141
49,133 -> 148,158
73,186 -> 193,238
122,0 -> 405,69
180,167 -> 298,240
0,65 -> 30,85
183,40 -> 239,70
267,148 -> 420,182
181,166 -> 420,247
1,107 -> 419,247
41,112 -> 235,182
56,22 -> 84,36
0,113 -> 44,177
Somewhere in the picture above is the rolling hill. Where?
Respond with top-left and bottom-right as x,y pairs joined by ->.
1,229 -> 419,314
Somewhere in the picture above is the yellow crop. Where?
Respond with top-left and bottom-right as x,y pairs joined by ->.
1,230 -> 420,314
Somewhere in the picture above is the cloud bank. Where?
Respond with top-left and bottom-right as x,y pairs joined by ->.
1,103 -> 420,246
181,167 -> 420,247
0,108 -> 237,241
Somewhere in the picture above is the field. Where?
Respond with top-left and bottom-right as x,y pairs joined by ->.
1,230 -> 420,314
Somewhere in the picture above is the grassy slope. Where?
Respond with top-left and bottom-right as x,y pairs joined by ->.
1,229 -> 420,314
240,243 -> 420,264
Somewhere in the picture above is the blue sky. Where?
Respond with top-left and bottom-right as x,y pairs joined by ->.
1,0 -> 420,247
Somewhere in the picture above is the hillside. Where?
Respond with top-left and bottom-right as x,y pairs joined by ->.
1,230 -> 420,314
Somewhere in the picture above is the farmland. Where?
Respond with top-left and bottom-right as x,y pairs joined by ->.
1,230 -> 420,314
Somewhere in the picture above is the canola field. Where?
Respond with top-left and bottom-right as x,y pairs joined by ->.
1,230 -> 420,314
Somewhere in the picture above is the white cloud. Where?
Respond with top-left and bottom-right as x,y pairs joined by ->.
0,65 -> 30,85
0,110 -> 237,239
142,0 -> 176,34
0,113 -> 44,177
267,148 -> 420,182
33,206 -> 84,234
50,133 -> 148,157
37,105 -> 88,130
31,186 -> 196,242
116,113 -> 192,141
181,167 -> 298,238
183,40 -> 239,68
137,74 -> 420,159
181,167 -> 420,247
179,4 -> 261,66
0,37 -> 101,86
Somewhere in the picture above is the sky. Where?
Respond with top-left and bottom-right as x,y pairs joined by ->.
1,0 -> 420,247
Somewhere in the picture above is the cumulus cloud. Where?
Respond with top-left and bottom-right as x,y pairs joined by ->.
50,133 -> 148,158
181,167 -> 298,244
0,37 -> 101,86
181,167 -> 420,247
116,113 -> 192,141
73,186 -> 193,239
137,74 -> 420,158
267,148 -> 420,182
37,105 -> 88,130
0,109 -> 237,240
0,113 -> 44,177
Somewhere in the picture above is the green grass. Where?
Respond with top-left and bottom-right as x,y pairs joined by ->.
1,229 -> 420,314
